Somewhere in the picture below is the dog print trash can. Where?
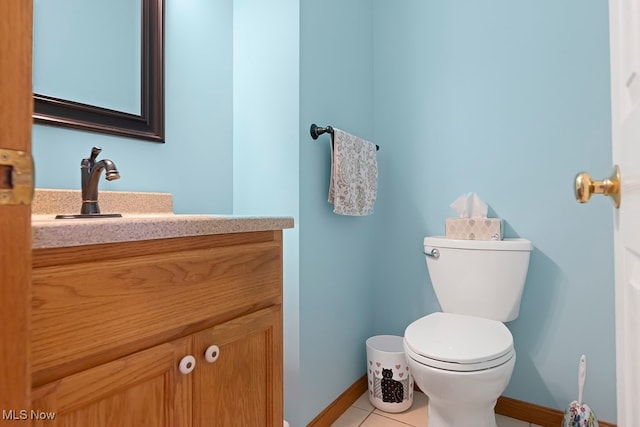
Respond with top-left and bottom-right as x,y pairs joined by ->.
366,335 -> 413,413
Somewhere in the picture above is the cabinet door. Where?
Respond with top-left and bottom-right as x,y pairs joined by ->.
31,338 -> 192,427
193,306 -> 283,427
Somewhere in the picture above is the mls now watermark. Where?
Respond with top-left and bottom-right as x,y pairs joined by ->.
2,409 -> 56,421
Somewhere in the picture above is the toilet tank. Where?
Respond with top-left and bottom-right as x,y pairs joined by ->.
424,236 -> 532,322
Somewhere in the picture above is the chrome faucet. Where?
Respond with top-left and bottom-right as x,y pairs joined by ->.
80,146 -> 120,215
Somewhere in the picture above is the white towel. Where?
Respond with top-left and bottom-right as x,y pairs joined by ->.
328,128 -> 378,216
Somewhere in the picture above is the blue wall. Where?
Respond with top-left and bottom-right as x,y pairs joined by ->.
32,0 -> 618,424
32,0 -> 234,215
372,0 -> 616,422
232,0 -> 301,425
298,0 -> 377,424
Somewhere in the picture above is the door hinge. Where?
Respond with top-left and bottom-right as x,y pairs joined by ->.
0,148 -> 34,205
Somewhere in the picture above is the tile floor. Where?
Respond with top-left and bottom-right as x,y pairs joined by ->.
330,391 -> 543,427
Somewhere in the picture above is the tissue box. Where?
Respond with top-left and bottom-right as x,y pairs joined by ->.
445,218 -> 502,241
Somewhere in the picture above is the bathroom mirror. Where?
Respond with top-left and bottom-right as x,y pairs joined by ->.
32,0 -> 164,143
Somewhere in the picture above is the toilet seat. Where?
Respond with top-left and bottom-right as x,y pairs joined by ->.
404,312 -> 514,372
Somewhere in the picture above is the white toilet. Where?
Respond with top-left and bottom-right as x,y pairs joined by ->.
403,236 -> 532,427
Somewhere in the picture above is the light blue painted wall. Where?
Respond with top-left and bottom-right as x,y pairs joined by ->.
232,0 -> 300,425
32,0 -> 234,215
372,0 -> 616,422
31,0 -> 618,424
299,1 -> 376,424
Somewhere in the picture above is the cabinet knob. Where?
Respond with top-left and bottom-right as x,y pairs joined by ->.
204,345 -> 220,363
179,355 -> 196,374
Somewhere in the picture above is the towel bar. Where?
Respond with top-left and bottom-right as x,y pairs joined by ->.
310,124 -> 380,151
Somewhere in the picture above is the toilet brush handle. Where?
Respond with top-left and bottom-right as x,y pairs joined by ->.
578,355 -> 586,405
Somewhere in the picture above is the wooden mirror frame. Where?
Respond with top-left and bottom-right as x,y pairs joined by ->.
33,0 -> 164,143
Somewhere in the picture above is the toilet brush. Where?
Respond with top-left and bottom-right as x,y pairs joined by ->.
561,355 -> 599,427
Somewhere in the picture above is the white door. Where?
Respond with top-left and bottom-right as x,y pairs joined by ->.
609,1 -> 640,424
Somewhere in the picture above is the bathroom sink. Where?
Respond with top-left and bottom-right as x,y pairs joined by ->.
32,189 -> 294,250
55,213 -> 123,219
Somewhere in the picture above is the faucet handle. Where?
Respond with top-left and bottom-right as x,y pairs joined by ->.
89,146 -> 102,162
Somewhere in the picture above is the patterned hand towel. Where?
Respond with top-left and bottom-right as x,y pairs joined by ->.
328,128 -> 378,216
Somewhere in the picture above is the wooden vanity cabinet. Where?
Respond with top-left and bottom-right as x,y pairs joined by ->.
192,307 -> 281,426
31,231 -> 284,427
31,337 -> 192,427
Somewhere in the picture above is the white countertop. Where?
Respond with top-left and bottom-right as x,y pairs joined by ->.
32,190 -> 294,249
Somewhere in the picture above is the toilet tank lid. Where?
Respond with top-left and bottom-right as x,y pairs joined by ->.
424,236 -> 532,251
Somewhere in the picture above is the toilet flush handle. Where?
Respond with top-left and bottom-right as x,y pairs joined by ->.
423,249 -> 440,259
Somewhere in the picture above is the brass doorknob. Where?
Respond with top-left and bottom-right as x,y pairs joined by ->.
574,165 -> 621,208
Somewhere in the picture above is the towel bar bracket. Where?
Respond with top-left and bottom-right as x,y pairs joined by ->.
310,123 -> 333,140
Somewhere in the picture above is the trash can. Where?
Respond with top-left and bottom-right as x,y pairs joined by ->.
366,335 -> 414,413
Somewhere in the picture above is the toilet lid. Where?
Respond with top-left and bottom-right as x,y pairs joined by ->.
404,312 -> 514,371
